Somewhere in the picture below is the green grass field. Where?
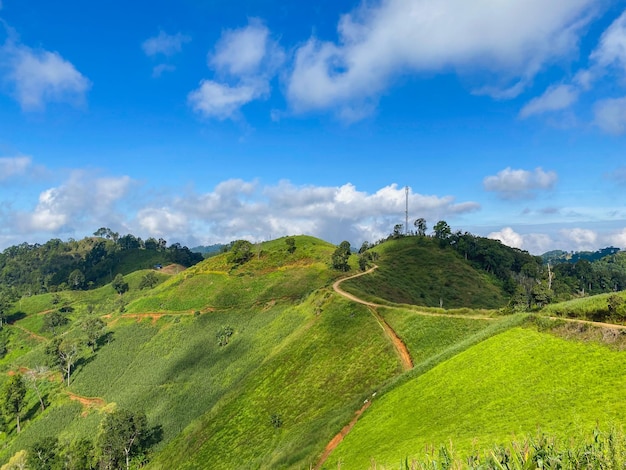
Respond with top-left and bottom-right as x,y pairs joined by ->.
329,326 -> 626,469
342,237 -> 508,309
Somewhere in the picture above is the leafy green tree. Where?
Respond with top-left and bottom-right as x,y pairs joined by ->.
608,294 -> 626,319
227,240 -> 253,266
392,224 -> 404,238
43,311 -> 68,335
68,269 -> 86,290
138,271 -> 159,290
358,251 -> 372,271
97,409 -> 148,470
2,373 -> 26,433
358,241 -> 370,254
433,220 -> 451,240
82,317 -> 106,352
285,237 -> 296,254
0,287 -> 16,327
27,437 -> 59,470
332,241 -> 351,272
63,438 -> 96,470
111,274 -> 129,295
414,218 -> 427,236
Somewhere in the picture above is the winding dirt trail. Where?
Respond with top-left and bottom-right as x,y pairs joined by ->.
333,266 -> 413,370
314,267 -> 414,469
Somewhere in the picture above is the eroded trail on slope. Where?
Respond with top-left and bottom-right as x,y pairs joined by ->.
333,266 -> 413,370
315,267 -> 413,469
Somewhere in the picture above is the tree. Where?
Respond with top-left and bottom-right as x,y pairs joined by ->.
27,437 -> 59,470
392,224 -> 404,238
111,274 -> 129,295
433,220 -> 451,240
45,338 -> 79,386
63,438 -> 96,470
97,409 -> 148,470
68,269 -> 86,290
0,287 -> 16,327
227,240 -> 253,266
43,311 -> 69,335
138,272 -> 158,290
414,218 -> 427,236
608,294 -> 626,319
358,241 -> 370,254
332,241 -> 351,272
2,373 -> 26,433
25,366 -> 49,412
82,317 -> 106,352
285,237 -> 296,254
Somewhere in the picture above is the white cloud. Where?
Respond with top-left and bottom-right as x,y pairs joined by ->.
189,21 -> 284,120
0,155 -> 31,181
141,181 -> 479,245
1,42 -> 90,111
286,0 -> 597,118
594,96 -> 626,135
560,227 -> 598,251
187,80 -> 268,120
488,227 -> 553,254
210,20 -> 283,77
22,172 -> 133,232
519,84 -> 579,118
137,208 -> 187,236
520,10 -> 626,122
483,167 -> 558,199
142,31 -> 191,57
590,10 -> 626,71
609,228 -> 626,248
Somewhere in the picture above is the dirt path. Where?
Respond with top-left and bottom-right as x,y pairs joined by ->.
549,316 -> 626,330
12,324 -> 47,342
314,401 -> 372,470
315,267 -> 413,468
104,311 -> 199,326
333,266 -> 413,370
66,392 -> 107,415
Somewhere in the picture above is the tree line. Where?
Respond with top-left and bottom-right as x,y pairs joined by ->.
0,229 -> 203,298
357,219 -> 626,310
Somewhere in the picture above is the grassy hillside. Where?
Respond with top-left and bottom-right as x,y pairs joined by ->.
541,290 -> 626,322
343,237 -> 508,309
330,326 -> 626,468
0,235 -> 405,467
2,232 -> 625,469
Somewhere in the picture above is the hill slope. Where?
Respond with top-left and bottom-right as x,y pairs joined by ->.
330,326 -> 626,468
343,237 -> 508,309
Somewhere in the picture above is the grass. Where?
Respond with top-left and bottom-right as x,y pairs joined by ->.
343,237 -> 507,309
541,290 -> 626,322
148,294 -> 402,470
377,307 -> 494,363
330,326 -> 626,469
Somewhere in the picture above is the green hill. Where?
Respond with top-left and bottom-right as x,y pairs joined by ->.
0,233 -> 625,469
343,237 -> 509,309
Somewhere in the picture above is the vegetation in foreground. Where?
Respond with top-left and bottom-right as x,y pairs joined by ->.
330,327 -> 626,469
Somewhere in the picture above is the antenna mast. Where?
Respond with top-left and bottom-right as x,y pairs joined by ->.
405,186 -> 409,236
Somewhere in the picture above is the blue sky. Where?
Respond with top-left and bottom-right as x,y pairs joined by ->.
1,0 -> 626,254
